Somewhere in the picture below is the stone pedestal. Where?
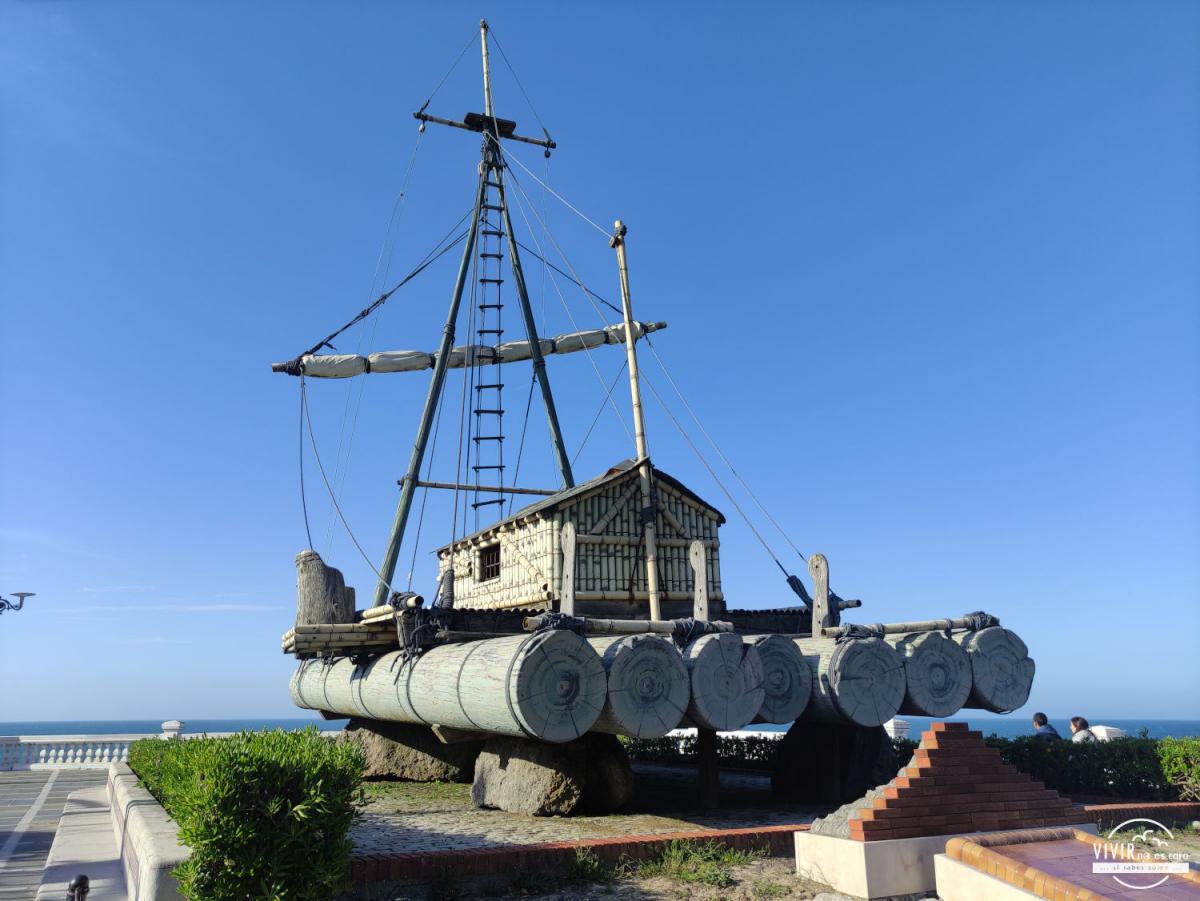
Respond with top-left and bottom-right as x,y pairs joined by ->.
337,719 -> 482,782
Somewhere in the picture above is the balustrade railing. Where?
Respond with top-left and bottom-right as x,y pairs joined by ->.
0,723 -> 340,770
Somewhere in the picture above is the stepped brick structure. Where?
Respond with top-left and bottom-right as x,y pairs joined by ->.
848,722 -> 1084,842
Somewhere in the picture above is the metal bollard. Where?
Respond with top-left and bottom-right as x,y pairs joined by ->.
67,874 -> 89,899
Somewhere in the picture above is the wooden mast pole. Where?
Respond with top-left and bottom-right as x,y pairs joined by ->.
371,22 -> 499,606
480,19 -> 494,117
611,221 -> 662,621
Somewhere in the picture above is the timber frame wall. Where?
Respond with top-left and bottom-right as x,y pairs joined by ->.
437,468 -> 723,612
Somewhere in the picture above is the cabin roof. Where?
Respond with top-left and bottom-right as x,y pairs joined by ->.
437,459 -> 725,552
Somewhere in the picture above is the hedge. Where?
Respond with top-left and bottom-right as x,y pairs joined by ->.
622,732 -> 1200,802
129,728 -> 364,901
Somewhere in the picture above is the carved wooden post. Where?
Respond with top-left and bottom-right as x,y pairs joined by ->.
559,522 -> 577,615
688,539 -> 708,620
808,553 -> 830,635
296,549 -> 354,625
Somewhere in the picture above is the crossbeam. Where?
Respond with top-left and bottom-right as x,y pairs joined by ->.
399,478 -> 558,497
414,111 -> 556,151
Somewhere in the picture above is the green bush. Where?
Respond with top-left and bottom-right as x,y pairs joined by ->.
983,735 -> 1200,801
621,731 -> 1200,803
128,728 -> 364,901
1157,737 -> 1200,801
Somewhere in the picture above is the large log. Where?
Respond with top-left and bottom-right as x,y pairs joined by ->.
955,626 -> 1035,712
587,635 -> 688,738
794,637 -> 905,727
683,633 -> 764,732
886,631 -> 972,717
290,631 -> 606,742
295,549 -> 354,625
746,634 -> 812,725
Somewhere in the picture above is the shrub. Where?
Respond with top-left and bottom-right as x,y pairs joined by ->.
984,735 -> 1185,800
1157,737 -> 1200,801
128,728 -> 364,901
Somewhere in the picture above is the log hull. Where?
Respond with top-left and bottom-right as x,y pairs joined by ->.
886,631 -> 972,717
683,633 -> 764,732
588,635 -> 689,738
795,637 -> 905,727
955,626 -> 1035,713
290,631 -> 606,743
746,634 -> 812,725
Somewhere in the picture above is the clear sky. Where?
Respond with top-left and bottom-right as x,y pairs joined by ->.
1,1 -> 1196,722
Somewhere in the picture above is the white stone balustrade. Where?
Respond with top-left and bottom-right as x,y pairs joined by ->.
0,722 -> 343,770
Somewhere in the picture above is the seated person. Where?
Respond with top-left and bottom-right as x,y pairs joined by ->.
1070,716 -> 1097,742
1031,711 -> 1061,740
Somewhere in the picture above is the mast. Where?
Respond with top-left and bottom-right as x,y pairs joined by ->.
374,171 -> 487,606
610,220 -> 662,621
374,19 -> 571,604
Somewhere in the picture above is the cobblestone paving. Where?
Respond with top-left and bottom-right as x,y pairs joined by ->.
0,770 -> 108,901
352,763 -> 826,857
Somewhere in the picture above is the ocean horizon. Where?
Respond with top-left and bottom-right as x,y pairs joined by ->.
3,715 -> 1197,740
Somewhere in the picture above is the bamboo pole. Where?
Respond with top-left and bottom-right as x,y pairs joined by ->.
610,220 -> 661,621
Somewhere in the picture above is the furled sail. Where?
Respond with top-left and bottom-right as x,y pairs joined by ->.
273,321 -> 666,378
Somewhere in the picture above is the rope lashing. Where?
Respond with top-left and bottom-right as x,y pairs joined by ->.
531,612 -> 587,635
671,617 -> 725,649
834,623 -> 886,643
961,611 -> 1000,631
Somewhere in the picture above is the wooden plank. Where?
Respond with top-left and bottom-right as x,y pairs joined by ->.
688,540 -> 709,620
559,522 -> 577,615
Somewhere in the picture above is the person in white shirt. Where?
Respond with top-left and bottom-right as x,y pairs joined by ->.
1070,716 -> 1097,742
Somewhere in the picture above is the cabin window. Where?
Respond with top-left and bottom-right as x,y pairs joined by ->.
478,543 -> 501,582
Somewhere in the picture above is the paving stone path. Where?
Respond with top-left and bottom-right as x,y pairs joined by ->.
352,763 -> 827,857
0,770 -> 108,901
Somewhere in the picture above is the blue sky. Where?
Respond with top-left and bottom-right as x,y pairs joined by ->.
1,1 -> 1196,722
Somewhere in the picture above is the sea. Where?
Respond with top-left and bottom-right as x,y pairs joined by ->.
3,716 -> 1197,739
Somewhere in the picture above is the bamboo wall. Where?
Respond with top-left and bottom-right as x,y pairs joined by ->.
436,471 -> 723,612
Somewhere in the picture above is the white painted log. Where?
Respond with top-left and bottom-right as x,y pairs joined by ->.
794,637 -> 905,727
588,635 -> 688,738
886,631 -> 972,717
954,626 -> 1035,713
683,633 -> 765,732
295,549 -> 354,625
290,631 -> 606,743
746,634 -> 812,724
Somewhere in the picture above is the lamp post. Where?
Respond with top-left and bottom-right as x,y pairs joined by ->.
0,592 -> 35,615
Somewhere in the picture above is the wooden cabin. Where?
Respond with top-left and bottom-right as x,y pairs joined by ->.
435,460 -> 725,618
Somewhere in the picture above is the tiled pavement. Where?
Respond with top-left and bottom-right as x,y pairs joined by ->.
352,763 -> 826,857
0,771 -> 108,901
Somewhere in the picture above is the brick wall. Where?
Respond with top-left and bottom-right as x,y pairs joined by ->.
848,722 -> 1084,842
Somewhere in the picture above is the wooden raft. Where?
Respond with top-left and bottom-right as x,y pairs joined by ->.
281,622 -> 398,656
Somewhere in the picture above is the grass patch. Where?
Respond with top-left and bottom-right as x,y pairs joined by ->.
752,879 -> 790,898
481,848 -> 612,896
362,780 -> 470,804
619,840 -> 762,888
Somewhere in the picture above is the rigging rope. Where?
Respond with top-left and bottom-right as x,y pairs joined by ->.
507,374 -> 537,516
573,358 -> 628,467
288,212 -> 472,363
417,30 -> 478,115
513,240 -> 623,316
487,133 -> 609,238
299,376 -> 314,549
300,376 -> 402,598
638,369 -> 791,581
643,334 -> 809,565
487,27 -> 552,143
503,165 -> 634,444
326,127 -> 427,552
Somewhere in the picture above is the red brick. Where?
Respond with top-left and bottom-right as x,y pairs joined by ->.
931,722 -> 970,732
